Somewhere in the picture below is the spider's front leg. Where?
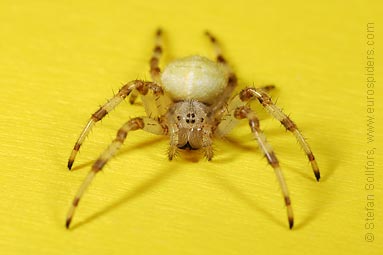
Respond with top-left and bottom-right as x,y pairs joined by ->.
67,80 -> 163,169
233,106 -> 294,229
240,88 -> 321,181
66,117 -> 166,228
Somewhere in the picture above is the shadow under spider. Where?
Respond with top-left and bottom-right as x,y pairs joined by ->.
203,171 -> 288,229
68,123 -> 328,229
69,136 -> 166,171
70,132 -> 255,172
70,164 -> 180,230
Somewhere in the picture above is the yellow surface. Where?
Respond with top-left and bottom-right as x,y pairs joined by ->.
0,1 -> 382,254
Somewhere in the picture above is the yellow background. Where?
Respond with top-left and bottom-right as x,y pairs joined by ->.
0,0 -> 382,254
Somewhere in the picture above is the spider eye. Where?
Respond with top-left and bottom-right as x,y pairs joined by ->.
177,116 -> 181,121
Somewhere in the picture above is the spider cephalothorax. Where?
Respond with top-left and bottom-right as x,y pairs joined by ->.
66,29 -> 320,229
168,101 -> 210,151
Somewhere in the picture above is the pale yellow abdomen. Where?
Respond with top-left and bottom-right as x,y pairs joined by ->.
161,55 -> 228,104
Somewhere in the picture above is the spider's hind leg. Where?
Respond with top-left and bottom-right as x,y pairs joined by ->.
205,31 -> 238,114
150,28 -> 163,83
205,31 -> 230,68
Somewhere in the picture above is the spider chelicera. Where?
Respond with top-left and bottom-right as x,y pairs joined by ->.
66,29 -> 320,229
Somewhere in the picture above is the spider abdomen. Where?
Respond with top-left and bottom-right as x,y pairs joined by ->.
161,55 -> 228,104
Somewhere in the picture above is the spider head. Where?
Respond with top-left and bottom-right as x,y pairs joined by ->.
169,100 -> 209,150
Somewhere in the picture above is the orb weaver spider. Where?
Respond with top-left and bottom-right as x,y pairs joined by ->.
66,29 -> 320,229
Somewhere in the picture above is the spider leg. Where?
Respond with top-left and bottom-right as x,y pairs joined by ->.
233,106 -> 294,229
66,117 -> 166,228
239,88 -> 321,181
167,123 -> 179,160
67,80 -> 164,170
215,84 -> 275,136
205,31 -> 238,114
150,28 -> 163,83
259,84 -> 275,93
204,31 -> 229,67
202,126 -> 214,160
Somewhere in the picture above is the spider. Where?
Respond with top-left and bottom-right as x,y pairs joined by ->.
66,29 -> 320,229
